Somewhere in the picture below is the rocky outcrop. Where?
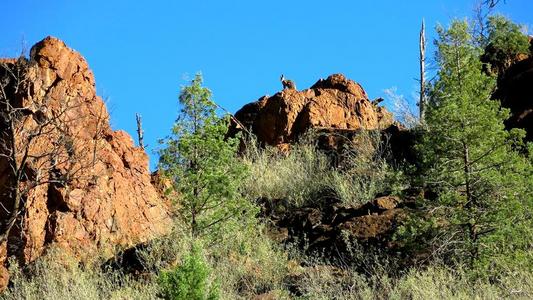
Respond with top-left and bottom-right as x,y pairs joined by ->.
261,194 -> 411,258
0,37 -> 171,288
489,37 -> 533,140
231,74 -> 394,149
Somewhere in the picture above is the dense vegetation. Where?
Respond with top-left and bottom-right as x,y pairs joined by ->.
2,12 -> 532,300
409,19 -> 532,276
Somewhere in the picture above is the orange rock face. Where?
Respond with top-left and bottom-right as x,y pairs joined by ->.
0,37 -> 171,287
233,74 -> 393,148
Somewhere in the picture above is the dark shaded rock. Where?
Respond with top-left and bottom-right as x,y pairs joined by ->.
485,37 -> 533,141
494,55 -> 533,140
266,195 -> 407,258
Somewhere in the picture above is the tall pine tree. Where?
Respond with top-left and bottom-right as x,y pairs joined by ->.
158,73 -> 256,240
420,20 -> 532,273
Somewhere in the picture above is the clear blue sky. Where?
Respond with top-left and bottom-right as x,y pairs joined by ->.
1,0 -> 531,167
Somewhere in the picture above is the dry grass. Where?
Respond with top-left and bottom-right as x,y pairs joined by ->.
1,222 -> 288,300
3,249 -> 532,300
209,225 -> 288,299
241,131 -> 402,208
1,248 -> 159,300
296,265 -> 533,300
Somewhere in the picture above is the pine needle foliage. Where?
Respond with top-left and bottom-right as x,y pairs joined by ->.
158,73 -> 256,240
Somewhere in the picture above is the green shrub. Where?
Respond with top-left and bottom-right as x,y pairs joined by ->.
158,244 -> 219,300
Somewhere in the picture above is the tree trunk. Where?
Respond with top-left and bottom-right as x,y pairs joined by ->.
462,140 -> 478,266
419,19 -> 427,124
135,113 -> 144,150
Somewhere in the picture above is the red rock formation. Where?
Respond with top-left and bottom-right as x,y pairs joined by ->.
485,37 -> 533,140
232,74 -> 393,149
493,40 -> 533,141
0,37 -> 171,289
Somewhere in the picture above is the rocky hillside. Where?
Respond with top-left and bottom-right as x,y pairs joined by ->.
0,37 -> 171,289
230,74 -> 416,266
1,32 -> 529,296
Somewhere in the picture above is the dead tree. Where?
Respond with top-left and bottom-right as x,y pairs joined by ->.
419,19 -> 427,124
92,99 -> 107,167
473,0 -> 507,46
371,97 -> 384,106
136,113 -> 144,149
0,58 -> 102,245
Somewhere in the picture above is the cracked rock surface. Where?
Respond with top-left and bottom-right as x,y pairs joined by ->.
0,37 -> 171,287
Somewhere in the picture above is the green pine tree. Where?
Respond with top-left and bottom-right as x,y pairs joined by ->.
419,20 -> 532,273
481,15 -> 530,74
158,73 -> 256,240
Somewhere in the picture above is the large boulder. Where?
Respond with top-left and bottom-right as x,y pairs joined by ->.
232,74 -> 393,149
0,37 -> 172,288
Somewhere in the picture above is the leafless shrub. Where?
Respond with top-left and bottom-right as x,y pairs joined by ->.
384,87 -> 419,129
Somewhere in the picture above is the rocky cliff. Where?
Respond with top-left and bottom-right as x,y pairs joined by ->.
0,37 -> 171,288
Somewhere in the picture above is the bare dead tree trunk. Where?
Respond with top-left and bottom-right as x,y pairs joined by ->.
135,113 -> 144,150
419,19 -> 427,124
213,101 -> 252,136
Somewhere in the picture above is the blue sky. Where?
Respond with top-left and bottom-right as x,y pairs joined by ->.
1,0 -> 532,166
